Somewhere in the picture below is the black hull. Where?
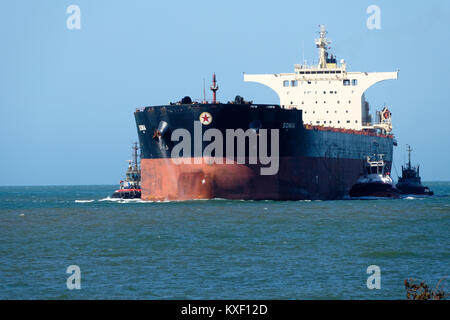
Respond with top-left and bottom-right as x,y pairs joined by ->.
111,190 -> 141,199
134,103 -> 395,201
396,185 -> 434,196
349,182 -> 400,199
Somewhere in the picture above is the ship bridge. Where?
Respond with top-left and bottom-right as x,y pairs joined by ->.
244,25 -> 398,131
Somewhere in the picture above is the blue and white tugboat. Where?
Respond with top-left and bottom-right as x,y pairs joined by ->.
111,143 -> 141,199
349,154 -> 400,199
396,145 -> 433,196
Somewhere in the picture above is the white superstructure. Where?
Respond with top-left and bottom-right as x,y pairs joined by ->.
356,155 -> 393,185
244,25 -> 398,131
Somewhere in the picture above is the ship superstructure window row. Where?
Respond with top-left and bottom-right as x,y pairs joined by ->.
298,70 -> 342,75
283,78 -> 361,87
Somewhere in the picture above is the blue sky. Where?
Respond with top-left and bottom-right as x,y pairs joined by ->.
1,0 -> 449,185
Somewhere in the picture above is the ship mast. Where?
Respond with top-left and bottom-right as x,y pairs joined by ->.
315,24 -> 331,69
133,142 -> 139,170
407,144 -> 412,170
210,73 -> 219,104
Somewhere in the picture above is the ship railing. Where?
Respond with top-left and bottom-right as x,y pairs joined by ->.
304,124 -> 393,138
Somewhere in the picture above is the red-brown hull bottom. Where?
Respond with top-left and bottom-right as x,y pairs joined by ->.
141,157 -> 382,201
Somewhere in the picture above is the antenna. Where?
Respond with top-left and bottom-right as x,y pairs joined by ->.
302,40 -> 305,66
132,142 -> 139,170
203,78 -> 206,103
407,144 -> 412,169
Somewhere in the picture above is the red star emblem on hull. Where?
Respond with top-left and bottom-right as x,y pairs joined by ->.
199,112 -> 212,125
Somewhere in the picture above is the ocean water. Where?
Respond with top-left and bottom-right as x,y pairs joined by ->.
0,183 -> 449,300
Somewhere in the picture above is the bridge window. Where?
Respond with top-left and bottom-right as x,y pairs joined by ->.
283,80 -> 289,87
291,80 -> 298,87
343,79 -> 350,86
352,79 -> 358,86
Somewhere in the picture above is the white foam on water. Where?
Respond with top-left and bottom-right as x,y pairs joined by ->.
98,197 -> 119,202
117,198 -> 148,204
98,197 -> 157,204
75,200 -> 95,203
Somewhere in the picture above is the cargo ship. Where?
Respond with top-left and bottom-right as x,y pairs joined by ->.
134,25 -> 398,201
396,145 -> 433,196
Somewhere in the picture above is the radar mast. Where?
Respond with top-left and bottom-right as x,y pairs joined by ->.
315,24 -> 331,69
407,144 -> 413,170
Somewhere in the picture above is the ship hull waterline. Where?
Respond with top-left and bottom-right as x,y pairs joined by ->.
141,157 -> 392,201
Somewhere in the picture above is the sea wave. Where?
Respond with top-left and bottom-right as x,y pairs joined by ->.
98,197 -> 155,204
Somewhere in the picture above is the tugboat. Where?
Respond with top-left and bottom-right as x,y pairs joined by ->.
396,145 -> 433,196
349,154 -> 400,199
111,143 -> 141,199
